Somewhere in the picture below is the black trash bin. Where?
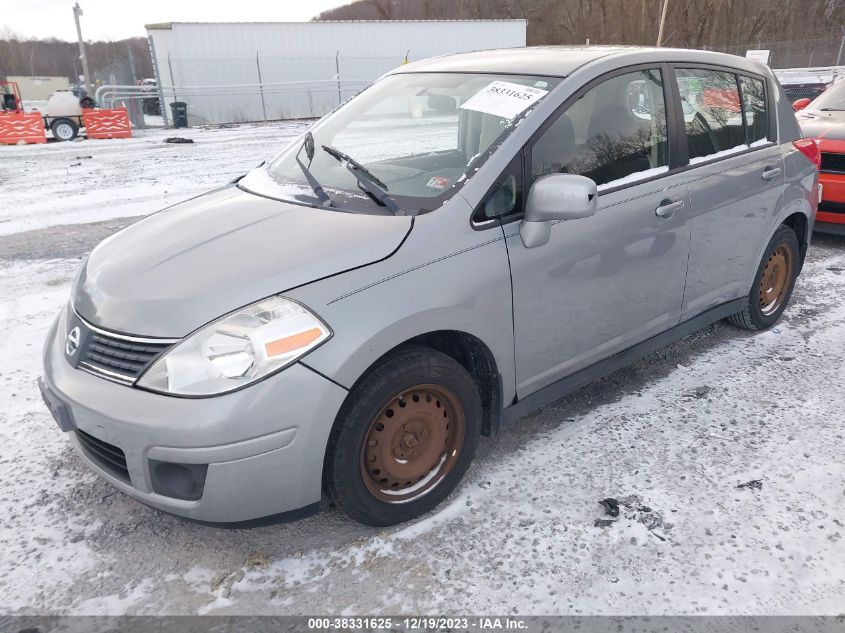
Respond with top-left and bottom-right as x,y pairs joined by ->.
169,101 -> 189,128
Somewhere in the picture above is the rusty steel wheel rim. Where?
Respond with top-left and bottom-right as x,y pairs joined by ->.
360,384 -> 466,504
759,244 -> 794,316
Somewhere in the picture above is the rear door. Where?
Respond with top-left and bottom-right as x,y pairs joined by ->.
503,66 -> 692,397
672,67 -> 785,319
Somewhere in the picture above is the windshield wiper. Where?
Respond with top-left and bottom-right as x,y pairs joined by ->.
819,107 -> 843,111
321,144 -> 403,215
296,132 -> 333,207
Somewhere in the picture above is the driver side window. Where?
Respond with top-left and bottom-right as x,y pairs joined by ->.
530,68 -> 669,190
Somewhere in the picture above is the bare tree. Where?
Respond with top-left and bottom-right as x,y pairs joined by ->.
317,0 -> 845,66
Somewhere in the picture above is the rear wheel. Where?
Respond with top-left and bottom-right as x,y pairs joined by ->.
51,118 -> 78,142
325,347 -> 481,526
727,225 -> 799,330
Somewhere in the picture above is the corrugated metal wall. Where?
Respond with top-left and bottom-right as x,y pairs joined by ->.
146,21 -> 527,125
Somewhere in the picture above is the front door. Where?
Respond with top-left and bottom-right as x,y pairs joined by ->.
505,67 -> 692,398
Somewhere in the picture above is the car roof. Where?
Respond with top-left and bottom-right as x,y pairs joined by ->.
390,46 -> 769,78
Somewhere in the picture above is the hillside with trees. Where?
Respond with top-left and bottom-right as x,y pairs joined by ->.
2,0 -> 842,87
318,0 -> 845,67
0,31 -> 153,86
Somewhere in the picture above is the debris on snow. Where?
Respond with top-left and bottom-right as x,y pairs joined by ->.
164,137 -> 195,144
594,494 -> 672,540
736,479 -> 764,491
598,498 -> 620,517
686,385 -> 712,399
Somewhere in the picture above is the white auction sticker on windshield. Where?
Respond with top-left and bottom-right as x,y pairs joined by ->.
459,81 -> 549,119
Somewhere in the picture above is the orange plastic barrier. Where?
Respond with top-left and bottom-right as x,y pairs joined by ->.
82,107 -> 132,139
703,88 -> 741,112
0,112 -> 47,145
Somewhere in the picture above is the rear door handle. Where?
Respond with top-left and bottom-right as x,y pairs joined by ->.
655,199 -> 684,219
762,166 -> 782,181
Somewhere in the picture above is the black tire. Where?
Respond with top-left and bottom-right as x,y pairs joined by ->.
324,346 -> 482,526
727,224 -> 800,330
51,118 -> 78,142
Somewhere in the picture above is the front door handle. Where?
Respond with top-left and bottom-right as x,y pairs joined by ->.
655,199 -> 684,219
762,166 -> 782,181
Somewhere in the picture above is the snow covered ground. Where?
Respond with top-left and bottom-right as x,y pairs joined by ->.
0,121 -> 309,236
1,124 -> 844,616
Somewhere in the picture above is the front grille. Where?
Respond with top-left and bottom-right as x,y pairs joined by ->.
820,152 -> 845,174
80,332 -> 171,383
77,429 -> 130,481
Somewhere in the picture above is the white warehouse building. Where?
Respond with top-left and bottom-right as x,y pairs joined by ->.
145,20 -> 527,125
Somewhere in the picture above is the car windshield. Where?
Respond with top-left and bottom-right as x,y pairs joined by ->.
262,72 -> 561,215
809,80 -> 845,110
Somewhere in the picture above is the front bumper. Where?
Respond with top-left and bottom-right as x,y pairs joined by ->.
41,307 -> 348,523
814,220 -> 845,236
818,172 -> 845,229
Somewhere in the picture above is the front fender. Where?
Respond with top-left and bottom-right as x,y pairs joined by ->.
286,204 -> 516,407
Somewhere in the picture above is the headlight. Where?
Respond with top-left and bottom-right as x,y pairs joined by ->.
137,297 -> 331,396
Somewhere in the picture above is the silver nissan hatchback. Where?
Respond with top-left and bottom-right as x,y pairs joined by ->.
40,47 -> 818,526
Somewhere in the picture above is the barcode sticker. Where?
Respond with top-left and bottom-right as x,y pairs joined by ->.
460,81 -> 549,120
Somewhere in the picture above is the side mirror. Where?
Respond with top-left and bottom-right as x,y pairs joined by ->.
519,174 -> 597,248
792,98 -> 811,111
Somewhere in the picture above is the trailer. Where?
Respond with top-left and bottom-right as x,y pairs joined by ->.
2,82 -> 83,140
1,81 -> 132,144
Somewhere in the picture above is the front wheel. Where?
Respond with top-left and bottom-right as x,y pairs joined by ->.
726,224 -> 799,330
324,347 -> 481,526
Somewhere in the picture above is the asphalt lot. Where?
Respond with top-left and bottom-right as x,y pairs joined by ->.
1,124 -> 843,615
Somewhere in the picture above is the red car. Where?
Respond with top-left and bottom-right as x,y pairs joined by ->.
795,81 -> 845,236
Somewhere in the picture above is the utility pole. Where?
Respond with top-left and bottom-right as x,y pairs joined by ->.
656,0 -> 669,47
73,3 -> 92,97
836,26 -> 845,66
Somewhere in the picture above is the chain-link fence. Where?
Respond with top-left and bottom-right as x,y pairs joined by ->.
703,31 -> 844,69
145,52 -> 416,126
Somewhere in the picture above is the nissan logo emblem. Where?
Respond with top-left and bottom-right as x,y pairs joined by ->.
65,326 -> 81,357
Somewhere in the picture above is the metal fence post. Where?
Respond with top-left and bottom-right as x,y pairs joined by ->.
126,44 -> 145,130
167,53 -> 178,103
335,50 -> 342,106
256,51 -> 268,121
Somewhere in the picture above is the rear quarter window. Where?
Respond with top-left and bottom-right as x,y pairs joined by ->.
739,75 -> 770,145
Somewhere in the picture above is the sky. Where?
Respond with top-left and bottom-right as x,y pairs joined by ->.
1,0 -> 354,41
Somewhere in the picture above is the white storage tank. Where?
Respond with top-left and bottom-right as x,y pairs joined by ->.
145,20 -> 527,125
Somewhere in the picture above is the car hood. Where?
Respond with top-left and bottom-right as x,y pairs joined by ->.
73,185 -> 412,337
797,109 -> 845,139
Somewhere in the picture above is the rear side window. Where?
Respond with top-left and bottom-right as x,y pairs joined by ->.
530,68 -> 669,190
739,75 -> 769,145
675,68 -> 746,162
